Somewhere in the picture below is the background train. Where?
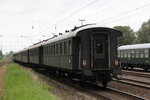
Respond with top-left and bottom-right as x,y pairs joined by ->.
13,25 -> 122,87
118,43 -> 150,71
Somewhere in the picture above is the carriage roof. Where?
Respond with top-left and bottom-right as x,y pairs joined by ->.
42,25 -> 121,46
17,25 -> 121,51
118,43 -> 150,50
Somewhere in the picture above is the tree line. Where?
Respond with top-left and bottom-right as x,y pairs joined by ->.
114,19 -> 150,46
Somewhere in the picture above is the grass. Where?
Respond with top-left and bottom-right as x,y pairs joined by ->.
3,63 -> 57,100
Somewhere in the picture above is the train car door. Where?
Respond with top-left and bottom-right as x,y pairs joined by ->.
92,34 -> 108,69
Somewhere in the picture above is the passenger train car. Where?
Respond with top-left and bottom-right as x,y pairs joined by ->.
13,25 -> 122,87
118,43 -> 150,70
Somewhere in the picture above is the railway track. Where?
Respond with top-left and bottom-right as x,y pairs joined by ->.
21,64 -> 149,100
112,78 -> 150,89
0,59 -> 12,66
122,70 -> 150,78
82,83 -> 148,100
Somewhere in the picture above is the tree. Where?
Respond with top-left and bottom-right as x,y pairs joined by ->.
114,26 -> 135,46
4,51 -> 14,58
136,19 -> 150,43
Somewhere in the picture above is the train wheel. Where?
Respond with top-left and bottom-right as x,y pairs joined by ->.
125,65 -> 128,69
102,80 -> 108,88
143,68 -> 148,71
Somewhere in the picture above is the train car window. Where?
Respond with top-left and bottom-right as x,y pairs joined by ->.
135,49 -> 139,58
140,49 -> 144,58
47,46 -> 48,55
124,50 -> 127,58
64,42 -> 67,54
68,41 -> 71,54
49,46 -> 51,55
47,46 -> 49,55
122,51 -> 124,58
49,46 -> 50,55
126,50 -> 128,58
96,40 -> 103,54
60,43 -> 62,54
48,46 -> 49,55
145,54 -> 149,58
49,45 -> 51,55
46,46 -> 47,55
56,44 -> 58,55
127,50 -> 131,58
51,45 -> 52,55
131,50 -> 135,58
44,47 -> 46,55
53,44 -> 55,55
118,51 -> 120,58
44,47 -> 45,55
145,49 -> 149,53
32,49 -> 34,56
53,45 -> 54,55
121,51 -> 123,58
144,49 -> 149,58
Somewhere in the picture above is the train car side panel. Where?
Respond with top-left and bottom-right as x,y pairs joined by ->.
29,48 -> 39,64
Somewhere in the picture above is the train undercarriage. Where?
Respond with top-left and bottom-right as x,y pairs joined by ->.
14,60 -> 115,88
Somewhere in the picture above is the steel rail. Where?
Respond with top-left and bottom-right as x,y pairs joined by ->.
112,78 -> 150,90
84,82 -> 148,100
122,70 -> 150,78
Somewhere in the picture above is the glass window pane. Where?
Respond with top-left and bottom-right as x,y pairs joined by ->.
145,54 -> 149,58
96,40 -> 103,53
131,50 -> 135,58
136,49 -> 139,58
53,44 -> 55,55
68,41 -> 71,54
121,51 -> 123,58
140,54 -> 144,58
56,44 -> 58,55
140,49 -> 144,58
144,49 -> 149,53
128,50 -> 131,57
60,43 -> 62,54
64,42 -> 67,54
124,50 -> 127,58
118,51 -> 120,57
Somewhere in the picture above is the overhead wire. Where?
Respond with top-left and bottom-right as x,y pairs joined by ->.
30,0 -> 150,44
86,0 -> 127,19
98,2 -> 150,23
31,0 -> 78,36
33,0 -> 98,37
50,0 -> 78,20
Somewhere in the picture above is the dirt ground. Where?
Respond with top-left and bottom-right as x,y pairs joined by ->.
0,65 -> 7,98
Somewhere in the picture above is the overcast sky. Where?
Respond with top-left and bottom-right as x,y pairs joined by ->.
0,0 -> 150,54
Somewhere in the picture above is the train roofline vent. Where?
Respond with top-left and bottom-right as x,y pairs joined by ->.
59,33 -> 63,35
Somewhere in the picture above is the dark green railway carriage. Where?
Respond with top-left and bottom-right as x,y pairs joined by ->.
13,49 -> 28,63
13,25 -> 122,87
13,52 -> 19,61
28,42 -> 44,65
118,43 -> 150,70
20,49 -> 28,63
42,25 -> 122,87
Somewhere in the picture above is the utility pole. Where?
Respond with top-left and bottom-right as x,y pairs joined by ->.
79,19 -> 85,26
